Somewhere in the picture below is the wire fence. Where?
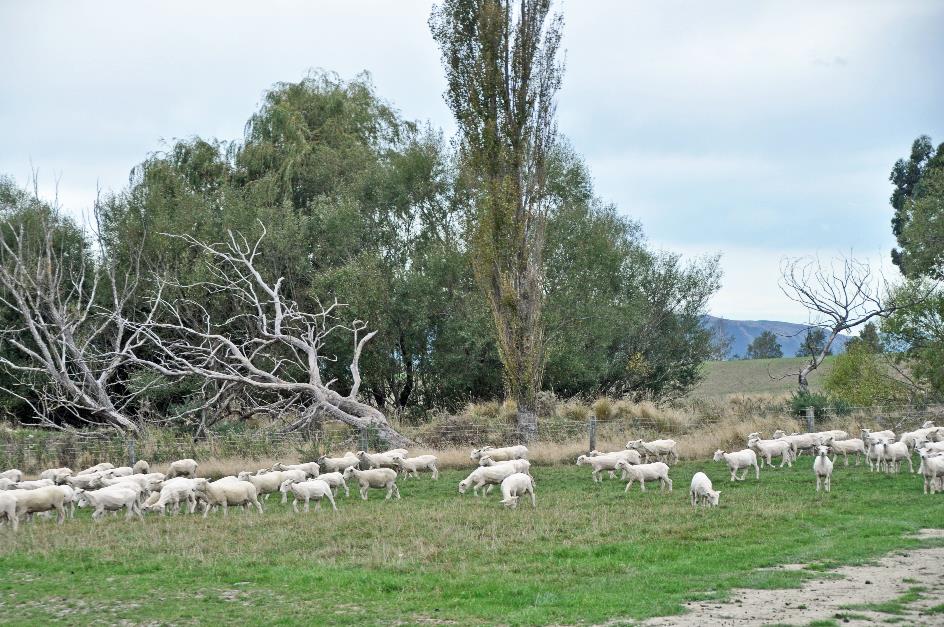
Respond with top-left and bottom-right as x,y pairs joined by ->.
2,403 -> 942,474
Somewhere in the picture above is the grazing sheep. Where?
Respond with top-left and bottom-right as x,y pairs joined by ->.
65,472 -> 107,490
0,491 -> 17,531
499,473 -> 536,509
713,449 -> 759,481
167,458 -> 199,479
11,485 -> 66,524
102,473 -> 166,500
881,439 -> 914,474
824,437 -> 867,466
77,463 -> 114,476
918,451 -> 944,495
356,450 -> 406,470
458,464 -> 520,497
395,455 -> 440,480
478,456 -> 533,477
0,478 -> 15,490
625,439 -> 678,464
144,478 -> 200,515
747,435 -> 794,468
133,460 -> 150,474
317,452 -> 360,473
689,472 -> 720,508
272,461 -> 320,477
615,460 -> 672,493
812,445 -> 833,492
342,467 -> 400,500
469,445 -> 529,463
311,471 -> 349,497
280,479 -> 337,512
576,451 -> 640,482
39,467 -> 74,484
14,479 -> 55,490
196,478 -> 263,517
0,469 -> 23,483
76,484 -> 143,520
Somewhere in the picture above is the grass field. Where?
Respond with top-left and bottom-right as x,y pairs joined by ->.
686,356 -> 835,399
2,456 -> 942,625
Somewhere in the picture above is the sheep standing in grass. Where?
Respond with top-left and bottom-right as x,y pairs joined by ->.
713,449 -> 759,481
478,456 -> 533,477
865,438 -> 887,472
311,472 -> 349,497
499,473 -> 535,509
144,478 -> 200,515
0,492 -> 17,531
576,451 -> 638,482
689,472 -> 720,508
65,472 -> 107,490
196,478 -> 263,517
458,464 -> 520,497
824,437 -> 867,466
272,461 -> 320,477
280,479 -> 337,512
625,439 -> 678,464
469,445 -> 529,463
918,451 -> 944,495
0,469 -> 23,483
77,484 -> 143,520
395,455 -> 440,480
14,479 -> 55,490
881,439 -> 914,474
615,460 -> 672,493
357,450 -> 406,470
239,470 -> 304,503
813,446 -> 833,493
860,428 -> 895,443
40,467 -> 74,484
747,435 -> 793,468
11,485 -> 66,524
317,452 -> 360,473
342,467 -> 400,500
772,431 -> 820,458
167,458 -> 199,479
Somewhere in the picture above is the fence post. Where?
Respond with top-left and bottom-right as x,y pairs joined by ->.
805,406 -> 815,432
359,427 -> 369,452
127,438 -> 136,466
588,416 -> 597,453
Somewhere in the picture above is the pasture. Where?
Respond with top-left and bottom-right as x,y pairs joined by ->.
2,455 -> 942,625
686,356 -> 836,399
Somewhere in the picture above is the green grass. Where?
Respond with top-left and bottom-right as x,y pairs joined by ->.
688,356 -> 835,398
1,458 -> 942,625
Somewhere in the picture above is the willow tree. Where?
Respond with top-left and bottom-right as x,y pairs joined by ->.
430,0 -> 563,440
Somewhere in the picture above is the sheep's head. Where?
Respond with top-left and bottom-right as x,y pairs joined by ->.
342,467 -> 357,479
501,496 -> 520,509
237,471 -> 252,480
75,490 -> 91,508
575,455 -> 587,466
278,479 -> 296,493
272,462 -> 287,471
458,479 -> 469,494
478,456 -> 495,467
816,446 -> 830,457
712,450 -> 725,462
922,420 -> 936,429
707,490 -> 721,506
615,459 -> 631,471
625,440 -> 642,450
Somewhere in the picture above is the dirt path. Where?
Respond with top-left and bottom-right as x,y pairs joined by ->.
642,529 -> 944,626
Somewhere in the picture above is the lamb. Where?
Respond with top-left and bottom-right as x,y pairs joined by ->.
14,479 -> 55,490
77,462 -> 114,476
712,449 -> 759,481
280,479 -> 337,512
747,435 -> 794,468
195,477 -> 263,517
342,467 -> 400,500
144,478 -> 200,515
918,450 -> 944,495
167,458 -> 199,478
317,452 -> 360,473
478,456 -> 533,476
39,467 -> 74,484
0,469 -> 23,483
812,445 -> 833,492
133,460 -> 150,474
881,439 -> 914,474
272,461 -> 320,477
498,473 -> 536,509
689,471 -> 720,508
76,484 -> 143,520
11,485 -> 66,524
469,445 -> 529,463
576,451 -> 639,482
824,437 -> 867,466
356,450 -> 407,470
311,471 -> 349,497
0,491 -> 17,531
394,455 -> 440,480
625,439 -> 678,464
615,460 -> 672,492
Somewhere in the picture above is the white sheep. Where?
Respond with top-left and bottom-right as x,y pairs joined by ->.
272,461 -> 320,477
865,437 -> 887,472
356,450 -> 406,470
133,460 -> 150,474
395,455 -> 440,480
0,491 -> 17,531
499,473 -> 536,509
815,429 -> 850,441
280,479 -> 337,512
0,478 -> 15,490
77,463 -> 114,476
14,479 -> 55,490
317,452 -> 360,473
881,439 -> 914,474
824,437 -> 867,466
860,428 -> 896,443
616,460 -> 672,493
103,466 -> 133,478
772,431 -> 821,458
918,441 -> 944,454
918,451 -> 944,495
76,484 -> 143,520
342,467 -> 400,500
238,470 -> 304,502
65,472 -> 107,490
167,458 -> 199,478
0,469 -> 24,483
469,445 -> 529,463
689,471 -> 720,508
39,467 -> 74,484
812,445 -> 833,492
713,449 -> 759,481
53,485 -> 78,518
576,451 -> 639,482
478,456 -> 533,477
11,485 -> 66,524
144,478 -> 200,515
458,464 -> 519,497
311,471 -> 349,497
195,477 -> 263,517
747,435 -> 793,468
625,439 -> 678,464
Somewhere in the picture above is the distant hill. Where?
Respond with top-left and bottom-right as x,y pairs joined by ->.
703,315 -> 854,360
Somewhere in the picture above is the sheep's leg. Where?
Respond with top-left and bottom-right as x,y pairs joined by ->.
639,479 -> 646,492
360,486 -> 368,500
754,463 -> 760,480
292,498 -> 300,513
222,501 -> 229,517
666,477 -> 672,492
342,483 -> 350,498
592,469 -> 600,483
326,491 -> 337,511
253,497 -> 263,514
392,483 -> 401,500
729,468 -> 737,482
624,479 -> 634,493
816,476 -> 821,492
690,490 -> 697,508
907,456 -> 914,473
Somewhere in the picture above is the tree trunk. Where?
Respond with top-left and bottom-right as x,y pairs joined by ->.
516,391 -> 538,443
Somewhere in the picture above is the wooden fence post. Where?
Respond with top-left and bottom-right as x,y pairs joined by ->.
588,416 -> 597,453
805,406 -> 815,432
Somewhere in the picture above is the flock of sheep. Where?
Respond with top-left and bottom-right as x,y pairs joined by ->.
1,421 -> 942,530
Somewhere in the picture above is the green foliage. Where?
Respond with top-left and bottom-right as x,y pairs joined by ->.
844,321 -> 882,354
789,390 -> 851,417
890,135 -> 944,280
882,280 -> 944,398
795,327 -> 831,357
747,331 -> 783,359
823,343 -> 911,406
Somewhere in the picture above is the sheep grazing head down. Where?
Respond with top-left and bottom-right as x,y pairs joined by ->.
457,479 -> 470,494
501,495 -> 520,509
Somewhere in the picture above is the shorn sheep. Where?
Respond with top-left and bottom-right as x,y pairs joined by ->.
0,491 -> 18,531
499,473 -> 536,509
813,445 -> 833,492
167,459 -> 199,479
76,484 -> 143,520
713,449 -> 759,481
625,439 -> 678,464
395,455 -> 440,480
196,478 -> 263,517
824,437 -> 867,466
478,457 -> 533,476
311,472 -> 349,497
470,445 -> 528,463
689,472 -> 720,508
615,460 -> 672,493
356,450 -> 406,470
918,451 -> 944,495
11,485 -> 66,525
576,451 -> 639,482
881,439 -> 914,474
0,469 -> 23,483
458,464 -> 520,496
747,435 -> 793,468
342,467 -> 401,500
280,479 -> 337,512
317,452 -> 360,473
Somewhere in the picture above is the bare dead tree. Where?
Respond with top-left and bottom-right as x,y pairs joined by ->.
126,225 -> 414,447
779,255 -> 907,392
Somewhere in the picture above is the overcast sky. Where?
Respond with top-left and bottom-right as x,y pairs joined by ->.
2,1 -> 942,323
